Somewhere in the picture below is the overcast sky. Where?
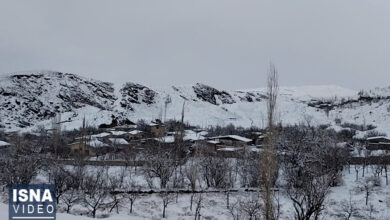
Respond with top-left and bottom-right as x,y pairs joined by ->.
0,0 -> 389,90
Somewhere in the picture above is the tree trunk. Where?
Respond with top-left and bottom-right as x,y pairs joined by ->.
163,205 -> 166,218
226,191 -> 230,208
355,169 -> 358,181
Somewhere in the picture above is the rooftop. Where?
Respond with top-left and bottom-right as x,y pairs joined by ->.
109,138 -> 129,145
367,136 -> 390,141
210,135 -> 252,143
0,141 -> 10,146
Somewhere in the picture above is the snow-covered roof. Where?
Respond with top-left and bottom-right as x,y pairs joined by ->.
91,132 -> 111,138
88,139 -> 108,148
183,130 -> 206,141
155,130 -> 206,142
0,141 -> 10,146
198,131 -> 209,136
210,135 -> 252,143
110,131 -> 127,136
367,136 -> 390,141
155,136 -> 175,143
217,147 -> 244,152
109,138 -> 129,145
207,140 -> 220,144
129,130 -> 143,135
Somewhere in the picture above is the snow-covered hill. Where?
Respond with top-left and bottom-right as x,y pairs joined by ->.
0,71 -> 389,135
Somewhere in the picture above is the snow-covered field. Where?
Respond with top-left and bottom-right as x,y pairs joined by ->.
2,165 -> 389,219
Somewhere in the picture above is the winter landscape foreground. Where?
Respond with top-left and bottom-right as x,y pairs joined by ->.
1,71 -> 390,219
1,165 -> 390,219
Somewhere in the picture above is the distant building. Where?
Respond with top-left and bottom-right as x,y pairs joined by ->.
366,136 -> 390,151
202,135 -> 254,156
149,120 -> 165,137
107,124 -> 137,132
68,136 -> 109,156
68,141 -> 92,156
208,135 -> 253,148
126,130 -> 145,140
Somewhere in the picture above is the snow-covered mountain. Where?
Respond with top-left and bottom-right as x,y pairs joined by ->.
1,71 -> 390,136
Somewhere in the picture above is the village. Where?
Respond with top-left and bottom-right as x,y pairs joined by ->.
1,116 -> 390,219
0,118 -> 263,162
1,116 -> 390,166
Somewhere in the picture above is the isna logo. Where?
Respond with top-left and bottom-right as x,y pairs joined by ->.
9,184 -> 56,220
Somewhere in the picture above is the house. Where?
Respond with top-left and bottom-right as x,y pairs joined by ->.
106,130 -> 145,141
108,123 -> 137,132
126,130 -> 145,140
198,135 -> 254,156
149,120 -> 165,137
68,136 -> 109,156
68,141 -> 91,156
162,130 -> 207,143
184,130 -> 207,142
366,136 -> 390,151
208,135 -> 253,148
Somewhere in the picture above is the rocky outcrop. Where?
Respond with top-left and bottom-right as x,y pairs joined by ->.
119,82 -> 157,110
192,83 -> 235,105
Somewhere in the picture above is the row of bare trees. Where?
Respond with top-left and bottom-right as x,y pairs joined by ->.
45,161 -> 144,218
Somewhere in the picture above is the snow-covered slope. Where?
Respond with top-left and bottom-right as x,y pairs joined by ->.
0,71 -> 389,135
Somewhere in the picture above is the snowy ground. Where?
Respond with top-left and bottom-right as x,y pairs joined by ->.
1,165 -> 390,219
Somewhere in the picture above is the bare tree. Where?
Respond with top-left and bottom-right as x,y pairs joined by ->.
68,158 -> 86,190
240,194 -> 263,220
51,113 -> 62,157
239,152 -> 261,188
185,157 -> 199,192
228,193 -> 262,220
0,157 -> 40,185
228,201 -> 241,220
358,176 -> 380,206
48,164 -> 72,204
143,148 -> 177,189
260,62 -> 279,220
225,161 -> 237,209
123,179 -> 141,214
199,154 -> 228,188
61,189 -> 80,213
194,193 -> 203,220
82,168 -> 109,218
106,168 -> 125,214
355,165 -> 359,181
282,125 -> 345,220
160,191 -> 175,218
340,192 -> 356,220
0,137 -> 41,185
